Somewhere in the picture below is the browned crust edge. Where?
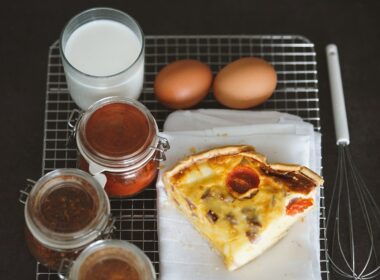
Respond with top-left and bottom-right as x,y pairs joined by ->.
269,163 -> 324,186
164,145 -> 323,187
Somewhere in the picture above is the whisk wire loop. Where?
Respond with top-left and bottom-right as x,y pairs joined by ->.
347,148 -> 371,279
327,145 -> 380,280
352,148 -> 380,279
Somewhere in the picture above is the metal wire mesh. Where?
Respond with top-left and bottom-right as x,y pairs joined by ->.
37,35 -> 328,279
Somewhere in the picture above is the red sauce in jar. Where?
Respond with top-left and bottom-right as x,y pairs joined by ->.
79,156 -> 158,197
78,100 -> 161,197
85,103 -> 151,158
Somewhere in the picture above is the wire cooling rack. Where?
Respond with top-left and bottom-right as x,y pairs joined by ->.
37,35 -> 328,279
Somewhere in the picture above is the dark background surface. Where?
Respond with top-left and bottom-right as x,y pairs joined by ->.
1,1 -> 379,279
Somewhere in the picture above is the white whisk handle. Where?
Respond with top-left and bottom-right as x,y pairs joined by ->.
326,44 -> 350,145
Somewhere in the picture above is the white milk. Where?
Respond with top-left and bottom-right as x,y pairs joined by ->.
62,19 -> 144,110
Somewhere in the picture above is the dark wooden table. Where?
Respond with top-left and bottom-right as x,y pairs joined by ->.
1,1 -> 379,279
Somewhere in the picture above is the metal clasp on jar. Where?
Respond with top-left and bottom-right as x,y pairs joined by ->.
100,215 -> 116,239
67,109 -> 83,146
19,179 -> 36,205
152,136 -> 170,162
58,257 -> 74,280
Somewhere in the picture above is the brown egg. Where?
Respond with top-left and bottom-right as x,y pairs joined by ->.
213,57 -> 277,109
154,59 -> 212,109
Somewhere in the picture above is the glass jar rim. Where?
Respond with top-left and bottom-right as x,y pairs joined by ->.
59,7 -> 145,79
25,169 -> 111,250
68,240 -> 156,279
77,96 -> 159,171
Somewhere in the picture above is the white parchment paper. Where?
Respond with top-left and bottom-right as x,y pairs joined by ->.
157,110 -> 322,280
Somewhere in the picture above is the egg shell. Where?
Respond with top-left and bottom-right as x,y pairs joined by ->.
154,59 -> 212,109
213,57 -> 277,109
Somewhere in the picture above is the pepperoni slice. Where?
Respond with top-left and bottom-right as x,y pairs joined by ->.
286,198 -> 313,215
226,166 -> 260,195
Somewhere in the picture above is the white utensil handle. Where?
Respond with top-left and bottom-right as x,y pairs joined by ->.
326,44 -> 350,145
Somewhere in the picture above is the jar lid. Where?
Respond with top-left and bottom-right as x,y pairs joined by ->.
77,96 -> 159,171
68,240 -> 156,280
25,169 -> 111,250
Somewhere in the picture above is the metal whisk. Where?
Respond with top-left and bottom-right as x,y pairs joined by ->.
326,44 -> 380,279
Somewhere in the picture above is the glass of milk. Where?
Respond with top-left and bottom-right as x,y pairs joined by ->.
60,8 -> 145,110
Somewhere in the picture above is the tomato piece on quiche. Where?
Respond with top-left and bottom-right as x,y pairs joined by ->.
163,145 -> 323,271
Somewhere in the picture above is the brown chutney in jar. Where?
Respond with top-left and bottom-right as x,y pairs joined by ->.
23,169 -> 112,270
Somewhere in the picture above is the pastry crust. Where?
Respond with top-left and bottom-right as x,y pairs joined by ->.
269,163 -> 324,186
165,145 -> 259,177
165,145 -> 323,187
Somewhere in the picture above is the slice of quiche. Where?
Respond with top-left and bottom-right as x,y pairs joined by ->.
163,145 -> 323,271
